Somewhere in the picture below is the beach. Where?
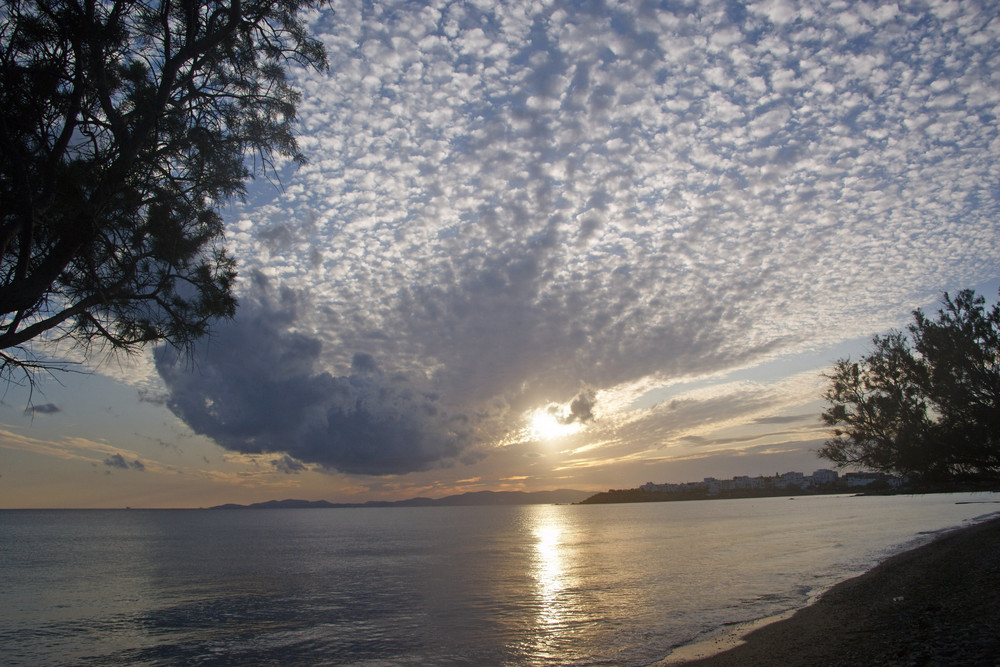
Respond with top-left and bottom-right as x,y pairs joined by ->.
672,514 -> 1000,666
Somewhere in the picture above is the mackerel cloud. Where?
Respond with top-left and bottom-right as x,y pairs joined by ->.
158,0 -> 1000,475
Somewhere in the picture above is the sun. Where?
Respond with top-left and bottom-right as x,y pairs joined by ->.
529,408 -> 583,441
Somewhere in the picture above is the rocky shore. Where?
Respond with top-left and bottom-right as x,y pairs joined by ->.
676,514 -> 1000,666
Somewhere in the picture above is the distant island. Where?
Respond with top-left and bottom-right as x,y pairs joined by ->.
209,489 -> 591,510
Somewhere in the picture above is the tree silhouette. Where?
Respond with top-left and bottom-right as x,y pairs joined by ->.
0,0 -> 327,379
821,289 -> 1000,483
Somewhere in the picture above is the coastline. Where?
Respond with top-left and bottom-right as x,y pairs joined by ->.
659,513 -> 1000,666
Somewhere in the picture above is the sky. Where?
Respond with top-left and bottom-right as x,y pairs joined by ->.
2,0 -> 999,508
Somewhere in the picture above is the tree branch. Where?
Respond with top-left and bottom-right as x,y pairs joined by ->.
0,292 -> 103,350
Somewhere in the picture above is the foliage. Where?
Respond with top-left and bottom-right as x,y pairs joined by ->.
0,0 -> 327,379
820,289 -> 1000,481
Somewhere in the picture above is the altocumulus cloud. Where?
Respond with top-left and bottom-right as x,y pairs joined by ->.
161,0 -> 1000,474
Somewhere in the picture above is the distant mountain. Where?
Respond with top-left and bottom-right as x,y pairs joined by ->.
427,489 -> 591,506
209,489 -> 590,510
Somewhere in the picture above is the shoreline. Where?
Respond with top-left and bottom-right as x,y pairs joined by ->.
658,513 -> 1000,666
657,609 -> 800,664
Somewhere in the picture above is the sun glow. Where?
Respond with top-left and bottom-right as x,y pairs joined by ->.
529,409 -> 583,441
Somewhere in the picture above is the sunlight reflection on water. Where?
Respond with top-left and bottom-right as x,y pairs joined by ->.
525,505 -> 587,663
533,512 -> 565,626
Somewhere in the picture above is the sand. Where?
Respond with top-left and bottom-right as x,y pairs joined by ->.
668,514 -> 1000,666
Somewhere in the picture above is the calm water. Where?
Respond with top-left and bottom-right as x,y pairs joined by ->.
2,493 -> 999,666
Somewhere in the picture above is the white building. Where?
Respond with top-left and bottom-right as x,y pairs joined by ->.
732,475 -> 766,489
775,471 -> 806,489
811,469 -> 839,485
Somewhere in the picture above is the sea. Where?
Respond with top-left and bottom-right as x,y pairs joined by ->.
2,492 -> 999,666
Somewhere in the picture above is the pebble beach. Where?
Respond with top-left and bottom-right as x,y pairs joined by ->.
677,513 -> 1000,666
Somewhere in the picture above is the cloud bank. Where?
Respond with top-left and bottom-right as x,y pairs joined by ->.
155,275 -> 484,475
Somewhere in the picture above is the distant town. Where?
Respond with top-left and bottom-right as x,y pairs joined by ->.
578,469 -> 899,504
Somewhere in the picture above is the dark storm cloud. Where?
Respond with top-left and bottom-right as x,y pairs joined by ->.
154,276 -> 479,476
